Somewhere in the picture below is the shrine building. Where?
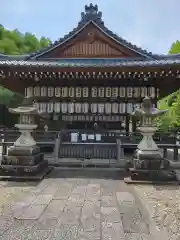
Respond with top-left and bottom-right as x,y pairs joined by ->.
0,4 -> 180,132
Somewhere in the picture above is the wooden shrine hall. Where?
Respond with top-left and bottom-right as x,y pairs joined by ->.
0,3 -> 180,132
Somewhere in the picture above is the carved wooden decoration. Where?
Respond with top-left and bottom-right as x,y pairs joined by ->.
62,40 -> 124,57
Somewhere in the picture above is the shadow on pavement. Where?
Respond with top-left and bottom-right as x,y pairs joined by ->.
47,168 -> 127,180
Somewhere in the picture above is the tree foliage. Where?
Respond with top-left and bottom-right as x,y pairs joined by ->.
0,25 -> 51,54
169,40 -> 180,54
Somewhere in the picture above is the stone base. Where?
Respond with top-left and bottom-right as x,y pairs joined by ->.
134,149 -> 162,160
2,153 -> 44,166
125,168 -> 177,183
133,158 -> 162,170
0,167 -> 52,181
0,146 -> 51,181
8,146 -> 40,156
124,176 -> 179,185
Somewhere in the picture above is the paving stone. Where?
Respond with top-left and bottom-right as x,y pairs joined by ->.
77,228 -> 101,240
101,187 -> 116,197
101,195 -> 117,207
36,200 -> 66,229
18,194 -> 37,206
116,192 -> 136,206
116,191 -> 149,234
121,207 -> 149,235
58,206 -> 82,225
40,183 -> 59,195
71,186 -> 87,197
14,204 -> 47,220
51,224 -> 79,240
101,222 -> 125,240
124,233 -> 151,240
36,218 -> 58,230
101,206 -> 121,223
81,201 -> 101,219
32,194 -> 53,205
86,184 -> 101,201
80,200 -> 101,232
67,195 -> 85,207
53,183 -> 73,200
26,227 -> 53,240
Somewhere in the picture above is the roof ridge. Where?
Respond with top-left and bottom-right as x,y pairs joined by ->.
28,3 -> 157,60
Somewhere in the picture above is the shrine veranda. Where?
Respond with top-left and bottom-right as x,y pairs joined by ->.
0,4 -> 180,132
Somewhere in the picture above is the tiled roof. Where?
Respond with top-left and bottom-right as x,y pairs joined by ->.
0,58 -> 180,68
1,4 -> 180,61
26,4 -> 156,59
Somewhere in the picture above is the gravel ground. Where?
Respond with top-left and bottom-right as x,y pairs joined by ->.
0,181 -> 37,212
134,184 -> 180,240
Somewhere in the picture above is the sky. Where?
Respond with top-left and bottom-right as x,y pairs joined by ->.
0,0 -> 180,54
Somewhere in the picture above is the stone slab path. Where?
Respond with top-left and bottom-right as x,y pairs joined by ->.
0,169 -> 158,240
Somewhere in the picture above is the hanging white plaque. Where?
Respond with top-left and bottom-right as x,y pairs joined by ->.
26,87 -> 33,97
68,87 -> 74,97
34,86 -> 40,97
47,102 -> 54,113
42,103 -> 47,113
91,103 -> 97,113
83,87 -> 88,97
112,103 -> 119,113
112,87 -> 118,97
105,103 -> 111,113
127,87 -> 133,98
141,87 -> 147,97
134,87 -> 140,98
36,103 -> 40,113
106,87 -> 111,97
54,102 -> 60,113
91,87 -> 97,97
55,87 -> 61,97
75,103 -> 81,113
127,103 -> 133,114
119,87 -> 126,97
68,103 -> 74,113
48,87 -> 54,97
98,103 -> 104,113
98,87 -> 104,97
40,87 -> 47,97
119,103 -> 126,113
149,87 -> 155,98
61,102 -> 68,113
76,88 -> 81,97
61,87 -> 68,97
82,103 -> 88,113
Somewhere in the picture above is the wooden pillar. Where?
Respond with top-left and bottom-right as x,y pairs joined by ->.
125,115 -> 129,133
132,118 -> 137,133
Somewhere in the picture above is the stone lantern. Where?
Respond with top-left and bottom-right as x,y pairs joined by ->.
125,97 -> 177,183
0,97 -> 51,180
9,97 -> 39,148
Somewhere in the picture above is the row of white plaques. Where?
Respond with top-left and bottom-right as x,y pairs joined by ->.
61,115 -> 126,122
35,102 -> 155,114
25,86 -> 158,98
21,114 -> 126,124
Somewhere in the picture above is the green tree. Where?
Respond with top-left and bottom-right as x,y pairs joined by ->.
169,40 -> 180,54
0,25 -> 51,55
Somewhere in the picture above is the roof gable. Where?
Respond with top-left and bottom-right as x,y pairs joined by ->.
39,22 -> 143,59
28,4 -> 155,60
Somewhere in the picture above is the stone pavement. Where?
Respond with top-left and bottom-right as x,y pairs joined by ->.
0,169 -> 157,240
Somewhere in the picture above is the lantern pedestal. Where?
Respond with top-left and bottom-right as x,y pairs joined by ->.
0,124 -> 51,181
125,126 -> 177,184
